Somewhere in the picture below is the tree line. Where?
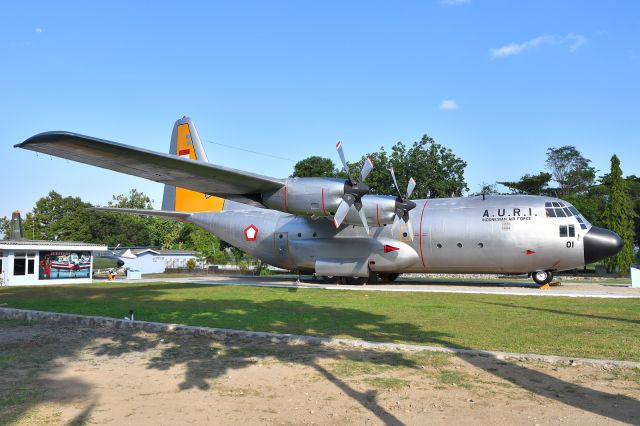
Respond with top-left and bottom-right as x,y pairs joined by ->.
2,133 -> 638,273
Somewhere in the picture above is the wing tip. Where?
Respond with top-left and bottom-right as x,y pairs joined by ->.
15,131 -> 78,149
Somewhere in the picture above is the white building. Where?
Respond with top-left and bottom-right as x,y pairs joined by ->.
114,248 -> 198,274
0,240 -> 108,286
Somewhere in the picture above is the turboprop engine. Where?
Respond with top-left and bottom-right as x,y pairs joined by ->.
261,142 -> 418,236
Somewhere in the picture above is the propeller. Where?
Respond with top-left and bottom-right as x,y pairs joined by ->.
389,166 -> 417,241
333,142 -> 373,232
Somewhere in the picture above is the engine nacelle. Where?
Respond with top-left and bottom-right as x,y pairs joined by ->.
262,177 -> 346,217
262,178 -> 401,228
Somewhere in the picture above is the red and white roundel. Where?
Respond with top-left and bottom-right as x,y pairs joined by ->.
244,224 -> 258,241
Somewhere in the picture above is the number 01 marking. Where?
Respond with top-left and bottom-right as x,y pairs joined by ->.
566,241 -> 574,248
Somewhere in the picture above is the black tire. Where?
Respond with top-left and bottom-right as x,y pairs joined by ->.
344,276 -> 369,285
532,270 -> 554,285
379,273 -> 400,283
320,276 -> 341,284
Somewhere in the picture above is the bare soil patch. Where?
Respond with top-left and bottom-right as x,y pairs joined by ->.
1,320 -> 639,425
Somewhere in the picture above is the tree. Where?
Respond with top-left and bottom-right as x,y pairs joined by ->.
108,189 -> 154,209
349,135 -> 467,198
498,172 -> 552,195
0,217 -> 9,239
625,175 -> 640,248
291,156 -> 337,178
599,155 -> 637,275
545,146 -> 596,197
23,191 -> 93,241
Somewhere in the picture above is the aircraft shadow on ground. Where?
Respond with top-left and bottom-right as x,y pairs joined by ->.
481,301 -> 640,325
1,295 -> 639,425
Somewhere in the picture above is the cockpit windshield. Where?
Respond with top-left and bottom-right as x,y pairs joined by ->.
544,201 -> 591,229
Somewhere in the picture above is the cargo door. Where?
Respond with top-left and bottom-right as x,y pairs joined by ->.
274,232 -> 292,267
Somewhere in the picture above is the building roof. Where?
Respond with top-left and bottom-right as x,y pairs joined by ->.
113,248 -> 197,257
0,239 -> 108,251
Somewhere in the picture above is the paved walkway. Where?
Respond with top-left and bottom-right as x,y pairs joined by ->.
114,275 -> 640,299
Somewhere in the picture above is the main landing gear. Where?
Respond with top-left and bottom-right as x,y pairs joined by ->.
531,270 -> 554,286
319,273 -> 400,285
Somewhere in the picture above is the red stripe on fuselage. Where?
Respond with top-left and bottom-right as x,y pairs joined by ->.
419,200 -> 429,268
321,188 -> 328,217
283,185 -> 288,212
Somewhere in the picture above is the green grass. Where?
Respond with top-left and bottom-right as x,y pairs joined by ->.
1,281 -> 639,361
364,377 -> 410,390
438,370 -> 474,389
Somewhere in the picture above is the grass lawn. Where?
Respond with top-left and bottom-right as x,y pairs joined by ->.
1,281 -> 639,361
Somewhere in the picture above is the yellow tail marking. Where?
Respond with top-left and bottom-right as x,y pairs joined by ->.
173,123 -> 225,212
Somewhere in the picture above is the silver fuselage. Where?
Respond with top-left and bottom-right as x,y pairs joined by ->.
187,195 -> 593,276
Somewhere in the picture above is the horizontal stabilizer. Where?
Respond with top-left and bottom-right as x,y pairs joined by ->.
90,207 -> 193,220
17,132 -> 284,199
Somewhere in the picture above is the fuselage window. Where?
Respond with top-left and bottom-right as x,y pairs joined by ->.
559,225 -> 568,237
568,225 -> 575,237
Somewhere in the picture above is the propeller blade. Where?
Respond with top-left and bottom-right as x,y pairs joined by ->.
355,203 -> 370,234
333,199 -> 351,229
389,166 -> 402,198
336,141 -> 350,177
404,218 -> 414,241
360,157 -> 374,182
391,215 -> 399,236
406,177 -> 416,199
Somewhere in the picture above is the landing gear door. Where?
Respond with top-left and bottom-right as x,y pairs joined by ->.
274,232 -> 292,267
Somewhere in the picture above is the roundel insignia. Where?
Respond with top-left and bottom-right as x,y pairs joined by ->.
244,224 -> 258,241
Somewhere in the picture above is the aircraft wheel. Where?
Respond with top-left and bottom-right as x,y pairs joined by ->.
320,276 -> 341,284
344,276 -> 369,285
379,273 -> 400,283
532,270 -> 553,285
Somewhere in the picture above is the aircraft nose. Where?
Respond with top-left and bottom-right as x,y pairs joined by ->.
583,226 -> 623,264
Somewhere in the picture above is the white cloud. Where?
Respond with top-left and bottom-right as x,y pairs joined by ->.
491,34 -> 587,58
35,27 -> 42,33
490,36 -> 554,58
567,33 -> 587,52
439,99 -> 458,110
440,0 -> 471,5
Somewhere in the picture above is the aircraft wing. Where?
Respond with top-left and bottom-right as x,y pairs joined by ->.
16,131 -> 284,196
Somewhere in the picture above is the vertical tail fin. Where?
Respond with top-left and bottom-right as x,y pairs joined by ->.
161,116 -> 225,212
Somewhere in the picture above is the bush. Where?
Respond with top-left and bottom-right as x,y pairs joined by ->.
186,258 -> 197,270
238,261 -> 252,274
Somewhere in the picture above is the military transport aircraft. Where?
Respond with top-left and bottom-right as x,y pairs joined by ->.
16,117 -> 623,285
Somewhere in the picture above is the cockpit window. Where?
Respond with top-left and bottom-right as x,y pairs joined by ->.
555,208 -> 567,217
545,208 -> 556,217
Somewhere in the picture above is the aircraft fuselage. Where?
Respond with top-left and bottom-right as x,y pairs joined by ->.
187,194 -> 621,277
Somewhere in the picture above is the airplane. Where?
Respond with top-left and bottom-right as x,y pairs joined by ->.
16,117 -> 623,286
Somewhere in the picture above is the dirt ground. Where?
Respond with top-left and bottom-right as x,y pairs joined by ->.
1,320 -> 639,425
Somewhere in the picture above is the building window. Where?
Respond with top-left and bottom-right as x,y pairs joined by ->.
13,252 -> 36,276
14,259 -> 26,275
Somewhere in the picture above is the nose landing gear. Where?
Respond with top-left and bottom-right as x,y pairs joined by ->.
532,270 -> 554,286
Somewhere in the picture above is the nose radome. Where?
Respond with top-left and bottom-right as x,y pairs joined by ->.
583,226 -> 623,264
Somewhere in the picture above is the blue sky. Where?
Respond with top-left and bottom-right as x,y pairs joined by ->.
1,1 -> 638,218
